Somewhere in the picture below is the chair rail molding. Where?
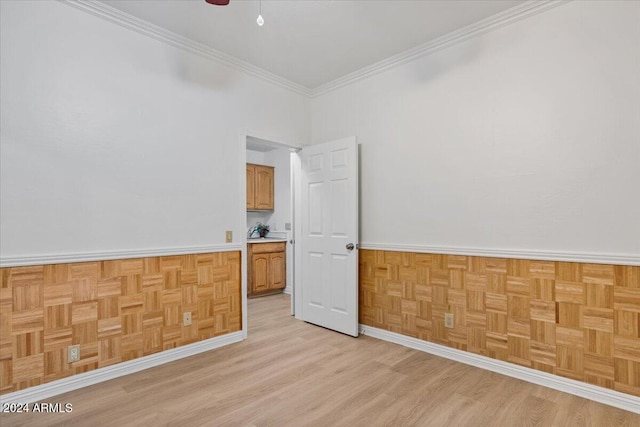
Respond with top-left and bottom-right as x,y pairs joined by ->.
358,242 -> 640,267
0,244 -> 243,268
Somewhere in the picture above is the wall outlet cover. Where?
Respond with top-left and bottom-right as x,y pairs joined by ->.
68,345 -> 80,363
183,312 -> 192,326
444,313 -> 454,329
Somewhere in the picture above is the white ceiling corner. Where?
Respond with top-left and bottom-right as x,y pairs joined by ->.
81,0 -> 563,96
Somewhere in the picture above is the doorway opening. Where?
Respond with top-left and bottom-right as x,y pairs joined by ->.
240,132 -> 300,338
239,133 -> 359,340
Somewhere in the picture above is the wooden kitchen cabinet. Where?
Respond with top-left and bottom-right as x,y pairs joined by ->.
246,163 -> 274,210
246,165 -> 255,210
269,251 -> 285,289
250,253 -> 270,294
248,241 -> 286,296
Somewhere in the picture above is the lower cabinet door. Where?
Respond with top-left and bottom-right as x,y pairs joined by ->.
251,254 -> 270,293
269,252 -> 286,290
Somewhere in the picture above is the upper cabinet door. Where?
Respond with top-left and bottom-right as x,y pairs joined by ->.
254,165 -> 274,210
246,163 -> 274,211
246,165 -> 256,210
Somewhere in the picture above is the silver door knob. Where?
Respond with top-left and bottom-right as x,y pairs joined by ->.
346,243 -> 355,250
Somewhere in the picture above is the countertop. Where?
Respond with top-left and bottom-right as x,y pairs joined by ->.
247,237 -> 288,244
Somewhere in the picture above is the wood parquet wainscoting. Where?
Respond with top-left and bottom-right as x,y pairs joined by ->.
359,250 -> 640,397
0,252 -> 241,394
1,294 -> 638,426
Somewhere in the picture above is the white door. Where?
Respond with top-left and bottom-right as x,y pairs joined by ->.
300,137 -> 358,337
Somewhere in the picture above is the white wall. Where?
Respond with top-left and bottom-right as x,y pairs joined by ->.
263,148 -> 292,234
0,0 -> 308,257
3,1 -> 638,260
311,1 -> 640,256
246,150 -> 266,165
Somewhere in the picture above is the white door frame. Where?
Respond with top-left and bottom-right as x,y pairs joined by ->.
292,152 -> 303,320
238,131 -> 302,338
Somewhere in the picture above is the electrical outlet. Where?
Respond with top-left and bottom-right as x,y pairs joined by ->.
183,312 -> 192,326
285,223 -> 291,231
68,345 -> 80,363
225,230 -> 232,243
444,313 -> 454,329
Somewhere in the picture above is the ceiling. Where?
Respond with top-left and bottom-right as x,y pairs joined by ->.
99,0 -> 525,89
246,135 -> 291,152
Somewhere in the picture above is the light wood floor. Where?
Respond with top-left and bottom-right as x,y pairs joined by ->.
3,294 -> 639,426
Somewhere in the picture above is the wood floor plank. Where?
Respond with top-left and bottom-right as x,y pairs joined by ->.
1,294 -> 638,426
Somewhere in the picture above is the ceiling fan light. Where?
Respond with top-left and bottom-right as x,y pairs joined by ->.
257,14 -> 264,26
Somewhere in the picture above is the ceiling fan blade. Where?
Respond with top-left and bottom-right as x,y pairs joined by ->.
205,0 -> 230,5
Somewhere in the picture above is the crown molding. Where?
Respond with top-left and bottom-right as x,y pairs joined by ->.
310,0 -> 569,97
60,0 -> 312,97
0,244 -> 242,268
359,243 -> 640,267
360,325 -> 640,414
61,1 -> 570,99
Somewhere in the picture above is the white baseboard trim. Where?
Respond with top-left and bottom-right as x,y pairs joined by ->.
359,243 -> 640,267
0,331 -> 244,405
0,244 -> 243,268
359,325 -> 640,414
